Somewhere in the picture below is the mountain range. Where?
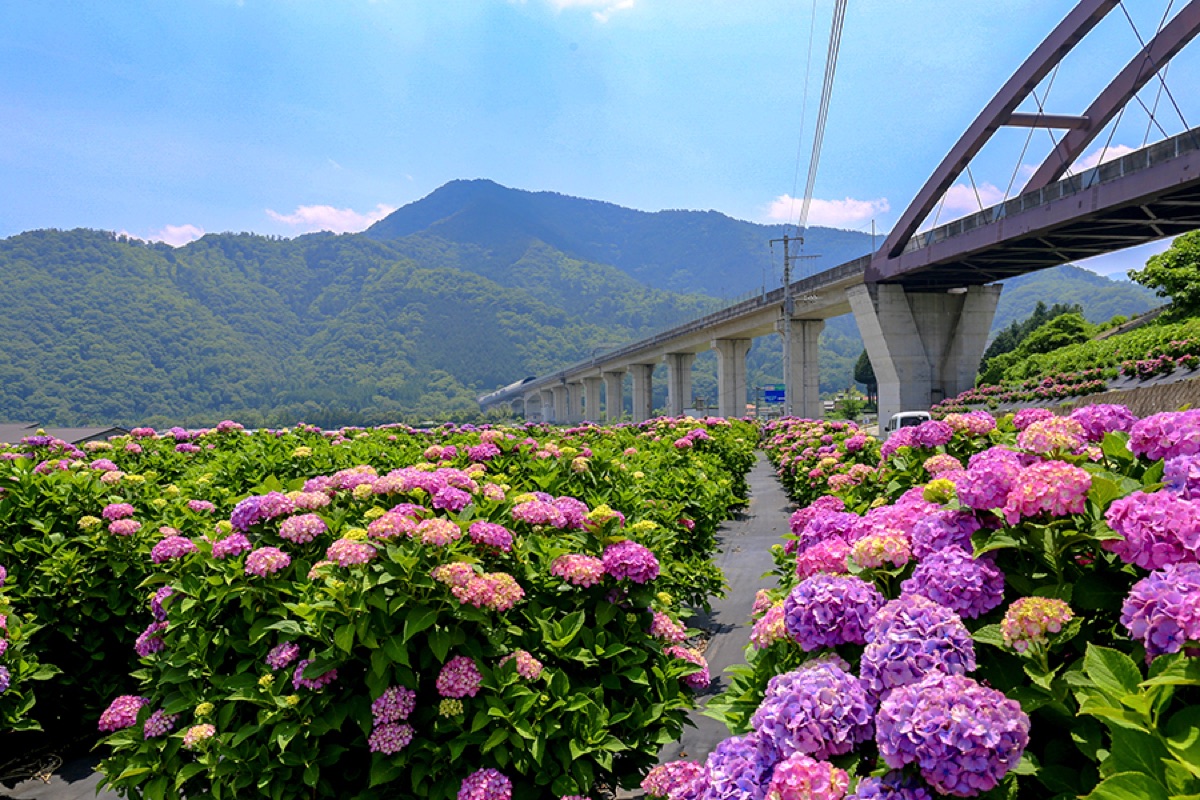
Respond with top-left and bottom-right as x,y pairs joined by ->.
0,180 -> 1158,427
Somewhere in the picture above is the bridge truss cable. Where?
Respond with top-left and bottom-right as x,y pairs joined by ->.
783,0 -> 821,237
796,0 -> 849,239
1117,0 -> 1191,132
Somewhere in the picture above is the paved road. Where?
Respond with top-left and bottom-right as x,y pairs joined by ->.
7,453 -> 793,799
655,451 -> 790,766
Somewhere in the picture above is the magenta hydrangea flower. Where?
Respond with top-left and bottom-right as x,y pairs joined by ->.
468,521 -> 514,551
98,695 -> 148,732
602,540 -> 660,583
900,546 -> 1005,619
860,594 -> 976,698
511,499 -> 565,527
1012,408 -> 1054,430
751,660 -> 874,762
211,532 -> 252,559
1104,490 -> 1200,570
795,538 -> 851,580
794,512 -> 860,553
876,673 -> 1029,797
187,499 -> 216,514
151,586 -> 175,622
650,611 -> 689,643
266,642 -> 301,670
498,650 -> 543,680
1001,597 -> 1074,654
102,503 -> 135,521
642,761 -> 707,800
451,572 -> 524,611
433,486 -> 472,513
766,753 -> 850,800
231,491 -> 296,532
368,722 -> 414,754
789,496 -> 846,537
880,427 -> 919,459
1003,460 -> 1091,525
665,646 -> 710,690
1121,562 -> 1200,660
1129,410 -> 1200,462
437,656 -> 483,698
913,420 -> 954,449
372,685 -> 417,723
458,768 -> 512,800
326,538 -> 377,567
150,535 -> 197,564
292,658 -> 338,691
135,621 -> 167,657
1069,404 -> 1137,442
416,518 -> 463,547
551,554 -> 605,587
142,708 -> 179,739
245,546 -> 291,577
783,575 -> 884,651
279,513 -> 328,544
108,519 -> 142,536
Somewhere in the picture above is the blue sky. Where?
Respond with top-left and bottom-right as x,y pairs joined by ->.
2,0 -> 1198,276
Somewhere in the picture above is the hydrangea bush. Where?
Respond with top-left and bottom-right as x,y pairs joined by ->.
0,416 -> 756,796
694,407 -> 1200,800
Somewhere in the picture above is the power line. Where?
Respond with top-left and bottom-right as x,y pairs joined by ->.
785,0 -> 820,230
797,0 -> 848,235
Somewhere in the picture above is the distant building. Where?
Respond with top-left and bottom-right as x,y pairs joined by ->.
0,422 -> 129,446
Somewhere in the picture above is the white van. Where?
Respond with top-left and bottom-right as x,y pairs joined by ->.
881,411 -> 932,440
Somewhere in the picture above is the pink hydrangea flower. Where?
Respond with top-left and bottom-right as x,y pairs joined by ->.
279,513 -> 328,544
1003,461 -> 1091,525
551,554 -> 605,587
437,656 -> 483,698
245,547 -> 291,577
325,538 -> 377,567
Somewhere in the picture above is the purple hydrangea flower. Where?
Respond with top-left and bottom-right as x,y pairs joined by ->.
211,533 -> 252,559
794,512 -> 860,553
230,492 -> 296,532
751,661 -> 874,762
1166,454 -> 1200,500
1104,490 -> 1200,569
602,540 -> 660,584
372,685 -> 417,723
135,621 -> 167,657
143,708 -> 180,739
468,521 -> 513,552
1069,404 -> 1137,442
98,695 -> 148,732
368,722 -> 414,754
457,769 -> 512,800
642,761 -> 707,800
783,575 -> 884,651
789,496 -> 846,537
150,535 -> 197,564
437,655 -> 483,698
1012,408 -> 1054,430
433,486 -> 472,512
850,772 -> 935,800
900,546 -> 1005,619
292,658 -> 337,691
876,673 -> 1029,797
1121,562 -> 1200,660
953,450 -> 1022,511
860,594 -> 976,697
1129,410 -> 1200,462
910,510 -> 980,559
151,586 -> 175,622
703,733 -> 773,800
266,642 -> 300,670
913,420 -> 954,449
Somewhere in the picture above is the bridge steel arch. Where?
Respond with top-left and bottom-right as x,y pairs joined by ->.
861,0 -> 1200,430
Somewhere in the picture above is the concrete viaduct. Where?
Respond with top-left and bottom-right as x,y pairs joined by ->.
479,0 -> 1200,427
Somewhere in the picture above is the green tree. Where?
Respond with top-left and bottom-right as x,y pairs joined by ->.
853,349 -> 876,406
1129,230 -> 1200,315
1015,312 -> 1092,357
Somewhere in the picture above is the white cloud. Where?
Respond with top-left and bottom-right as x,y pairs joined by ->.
940,181 -> 1006,216
120,224 -> 206,247
1073,144 -> 1137,172
265,203 -> 397,234
765,194 -> 890,229
546,0 -> 635,22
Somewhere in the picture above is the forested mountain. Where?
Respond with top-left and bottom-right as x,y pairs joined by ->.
0,181 -> 1163,428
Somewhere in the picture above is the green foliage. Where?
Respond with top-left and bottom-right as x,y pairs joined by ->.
1015,312 -> 1093,357
1130,230 -> 1200,316
853,349 -> 875,389
1002,316 -> 1200,382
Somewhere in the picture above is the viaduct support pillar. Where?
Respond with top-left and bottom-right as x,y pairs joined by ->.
663,353 -> 695,418
551,385 -> 569,425
629,364 -> 655,422
566,381 -> 584,424
539,389 -> 555,423
847,283 -> 1001,432
781,319 -> 825,420
582,377 -> 603,423
602,371 -> 626,422
712,338 -> 752,419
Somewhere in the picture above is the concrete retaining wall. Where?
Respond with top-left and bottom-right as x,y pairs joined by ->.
1057,376 -> 1200,417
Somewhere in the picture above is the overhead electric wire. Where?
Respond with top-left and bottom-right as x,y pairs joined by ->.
784,0 -> 821,235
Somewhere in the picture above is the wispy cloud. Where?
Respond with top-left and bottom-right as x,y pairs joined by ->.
765,194 -> 890,229
1073,144 -> 1136,172
265,203 -> 397,234
120,224 -> 206,247
545,0 -> 635,22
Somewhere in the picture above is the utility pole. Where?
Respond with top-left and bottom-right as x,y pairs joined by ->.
769,234 -> 819,417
